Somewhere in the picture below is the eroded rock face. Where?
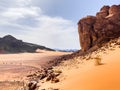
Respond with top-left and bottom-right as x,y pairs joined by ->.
78,5 -> 120,51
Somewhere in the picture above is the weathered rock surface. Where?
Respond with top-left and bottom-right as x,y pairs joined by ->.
78,5 -> 120,51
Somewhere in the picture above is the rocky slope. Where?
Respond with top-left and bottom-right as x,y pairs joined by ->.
53,4 -> 120,64
35,4 -> 120,90
0,35 -> 54,53
50,37 -> 120,90
78,5 -> 120,51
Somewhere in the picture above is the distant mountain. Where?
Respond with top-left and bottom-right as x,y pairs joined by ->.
0,35 -> 54,53
54,49 -> 78,52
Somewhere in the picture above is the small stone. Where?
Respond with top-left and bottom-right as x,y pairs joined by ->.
28,81 -> 37,90
46,75 -> 52,81
39,73 -> 46,80
51,78 -> 59,83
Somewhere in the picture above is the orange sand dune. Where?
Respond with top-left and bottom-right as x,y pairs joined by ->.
59,47 -> 120,90
39,46 -> 120,90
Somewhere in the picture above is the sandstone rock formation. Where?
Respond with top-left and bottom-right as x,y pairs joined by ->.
78,5 -> 120,51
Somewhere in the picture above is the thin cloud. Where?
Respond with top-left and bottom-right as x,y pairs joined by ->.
0,0 -> 79,49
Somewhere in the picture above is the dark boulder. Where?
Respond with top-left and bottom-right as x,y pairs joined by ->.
28,81 -> 37,90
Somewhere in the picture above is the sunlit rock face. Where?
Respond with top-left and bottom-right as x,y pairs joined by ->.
78,5 -> 120,51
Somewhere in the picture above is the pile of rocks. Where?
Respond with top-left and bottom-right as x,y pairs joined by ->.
38,68 -> 61,83
26,68 -> 62,90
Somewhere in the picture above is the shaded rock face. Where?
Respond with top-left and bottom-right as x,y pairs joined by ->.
0,35 -> 54,53
78,5 -> 120,51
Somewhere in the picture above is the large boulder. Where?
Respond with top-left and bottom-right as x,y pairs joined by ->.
78,5 -> 120,51
78,16 -> 97,51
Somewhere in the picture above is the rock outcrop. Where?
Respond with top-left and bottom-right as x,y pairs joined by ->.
0,35 -> 54,53
78,5 -> 120,51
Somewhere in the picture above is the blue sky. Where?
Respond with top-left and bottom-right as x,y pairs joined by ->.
0,0 -> 119,49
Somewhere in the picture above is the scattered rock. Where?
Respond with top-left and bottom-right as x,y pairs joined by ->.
46,75 -> 52,81
46,73 -> 55,81
47,70 -> 54,74
45,69 -> 61,83
39,73 -> 47,80
28,81 -> 38,90
54,70 -> 62,74
47,88 -> 59,90
27,73 -> 37,77
94,56 -> 102,66
51,78 -> 59,83
26,68 -> 62,88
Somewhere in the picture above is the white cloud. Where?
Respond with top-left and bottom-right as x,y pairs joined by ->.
0,0 -> 79,49
16,0 -> 32,5
1,6 -> 41,20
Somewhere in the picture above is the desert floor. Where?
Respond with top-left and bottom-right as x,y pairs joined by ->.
0,45 -> 120,90
0,50 -> 70,90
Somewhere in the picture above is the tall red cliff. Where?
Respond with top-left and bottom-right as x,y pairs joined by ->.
78,5 -> 120,51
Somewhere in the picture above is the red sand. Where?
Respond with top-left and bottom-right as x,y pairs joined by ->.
0,50 -> 70,81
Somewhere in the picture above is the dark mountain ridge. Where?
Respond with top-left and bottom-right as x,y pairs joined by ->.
0,35 -> 54,53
